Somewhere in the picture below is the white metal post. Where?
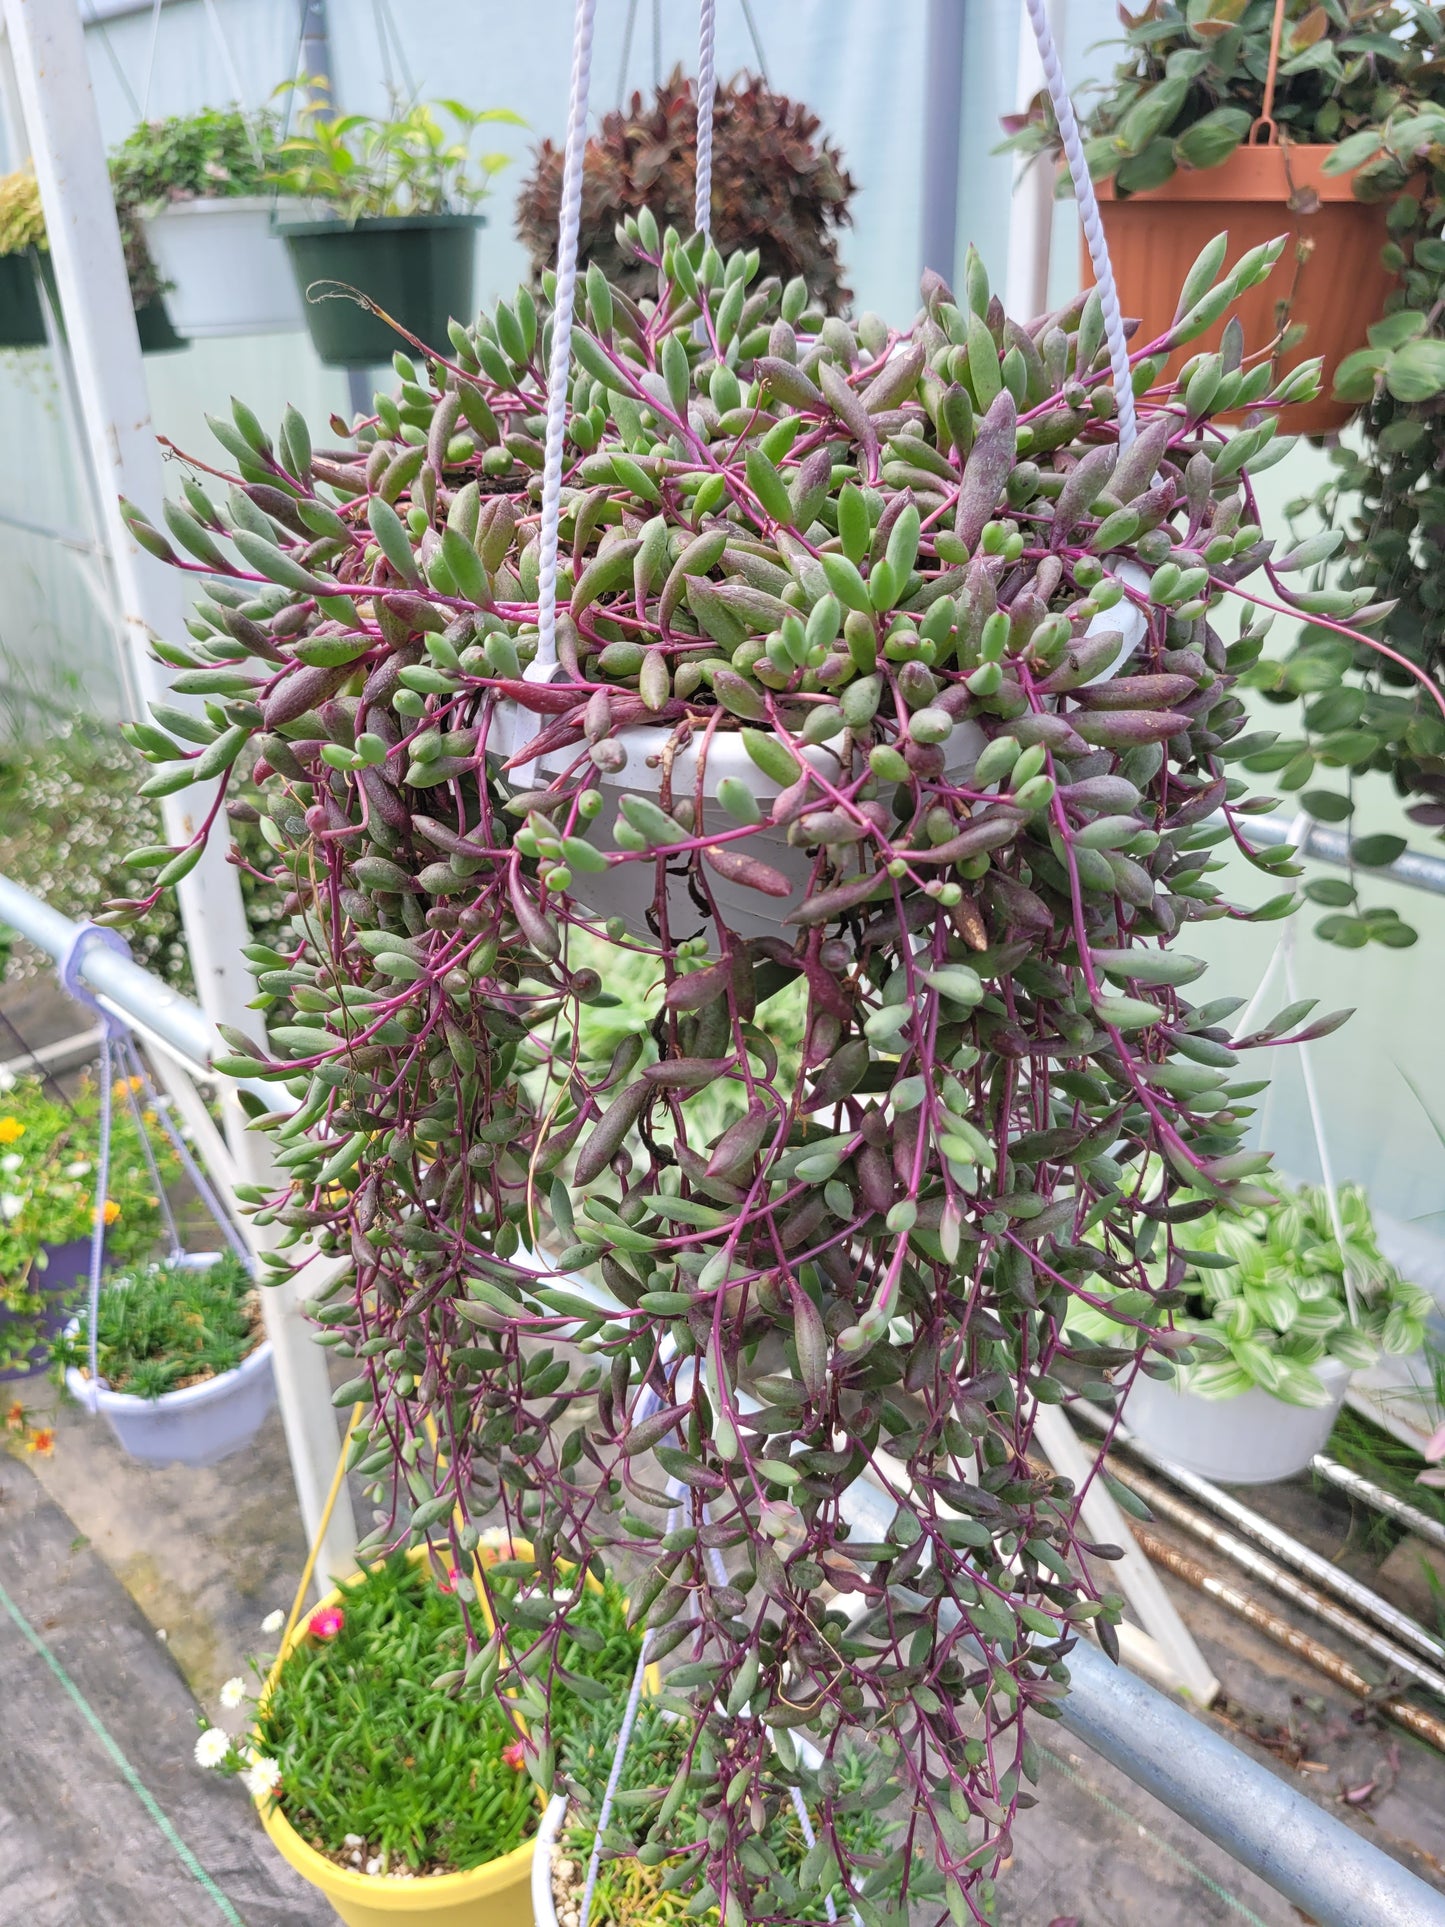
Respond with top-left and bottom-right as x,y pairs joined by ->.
1,0 -> 355,1589
1005,0 -> 1058,321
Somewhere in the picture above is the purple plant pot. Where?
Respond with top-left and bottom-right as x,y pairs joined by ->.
0,1237 -> 94,1382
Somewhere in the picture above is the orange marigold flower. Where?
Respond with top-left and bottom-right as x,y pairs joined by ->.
102,1200 -> 121,1225
25,1428 -> 54,1456
4,1401 -> 25,1431
0,1117 -> 23,1144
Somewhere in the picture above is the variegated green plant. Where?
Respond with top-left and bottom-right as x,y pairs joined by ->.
1074,1180 -> 1433,1407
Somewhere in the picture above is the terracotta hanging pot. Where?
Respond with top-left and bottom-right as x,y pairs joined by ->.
1084,143 -> 1396,436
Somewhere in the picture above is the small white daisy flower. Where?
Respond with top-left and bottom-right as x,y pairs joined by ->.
0,1153 -> 21,1174
194,1727 -> 230,1769
242,1756 -> 282,1799
218,1676 -> 247,1710
0,1194 -> 21,1222
261,1609 -> 284,1634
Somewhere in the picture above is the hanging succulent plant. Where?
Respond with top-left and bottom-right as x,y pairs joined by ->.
115,213 -> 1387,1922
517,68 -> 856,308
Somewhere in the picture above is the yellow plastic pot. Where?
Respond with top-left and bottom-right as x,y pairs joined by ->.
256,1549 -> 536,1927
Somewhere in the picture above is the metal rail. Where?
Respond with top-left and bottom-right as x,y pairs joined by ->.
0,874 -> 219,1073
1250,811 -> 1445,898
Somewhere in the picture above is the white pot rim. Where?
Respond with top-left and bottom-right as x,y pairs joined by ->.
144,194 -> 285,220
64,1331 -> 272,1415
531,1795 -> 567,1927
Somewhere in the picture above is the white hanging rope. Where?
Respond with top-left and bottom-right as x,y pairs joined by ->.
1231,814 -> 1359,1321
695,0 -> 717,238
1022,0 -> 1136,449
138,0 -> 164,120
55,924 -> 253,1402
534,0 -> 599,680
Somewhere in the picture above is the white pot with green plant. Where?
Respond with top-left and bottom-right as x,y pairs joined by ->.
1078,1183 -> 1435,1484
61,1250 -> 275,1467
112,107 -> 304,339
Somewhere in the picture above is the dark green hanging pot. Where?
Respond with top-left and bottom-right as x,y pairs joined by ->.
0,249 -> 50,348
279,213 -> 481,367
133,296 -> 188,355
9,250 -> 187,356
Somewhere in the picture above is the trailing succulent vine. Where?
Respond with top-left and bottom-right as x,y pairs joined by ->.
1004,0 -> 1445,945
113,212 -> 1408,1924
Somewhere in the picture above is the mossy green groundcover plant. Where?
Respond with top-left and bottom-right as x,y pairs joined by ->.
113,206 -> 1442,1921
56,1247 -> 260,1399
197,1552 -> 641,1876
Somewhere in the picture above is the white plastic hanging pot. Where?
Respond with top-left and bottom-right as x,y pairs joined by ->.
141,197 -> 306,338
64,1254 -> 276,1468
492,706 -> 986,944
532,1795 -> 566,1927
66,1333 -> 275,1467
1122,1355 -> 1352,1485
492,586 -> 1148,944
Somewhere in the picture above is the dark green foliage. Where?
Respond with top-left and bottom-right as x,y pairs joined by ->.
1006,1 -> 1445,946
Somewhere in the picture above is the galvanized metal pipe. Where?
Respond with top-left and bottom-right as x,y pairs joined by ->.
0,873 -> 219,1073
1312,1453 -> 1445,1555
1111,1461 -> 1445,1702
1249,811 -> 1445,897
1133,1525 -> 1445,1757
1074,1401 -> 1445,1671
1046,1622 -> 1445,1922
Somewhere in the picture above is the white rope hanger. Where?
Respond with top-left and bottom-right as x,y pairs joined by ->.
1023,0 -> 1136,449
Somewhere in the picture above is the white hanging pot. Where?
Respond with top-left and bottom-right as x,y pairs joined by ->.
141,197 -> 306,339
532,1795 -> 567,1927
491,586 -> 1147,943
493,702 -> 985,944
1123,1355 -> 1352,1485
63,1251 -> 275,1468
66,1333 -> 275,1467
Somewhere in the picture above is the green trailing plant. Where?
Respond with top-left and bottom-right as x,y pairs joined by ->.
0,1073 -> 181,1376
273,84 -> 522,223
109,105 -> 288,209
56,1247 -> 259,1399
1005,0 -> 1445,950
1071,1178 -> 1434,1406
517,68 -> 856,308
108,106 -> 289,311
0,170 -> 46,258
113,207 -> 1421,1922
